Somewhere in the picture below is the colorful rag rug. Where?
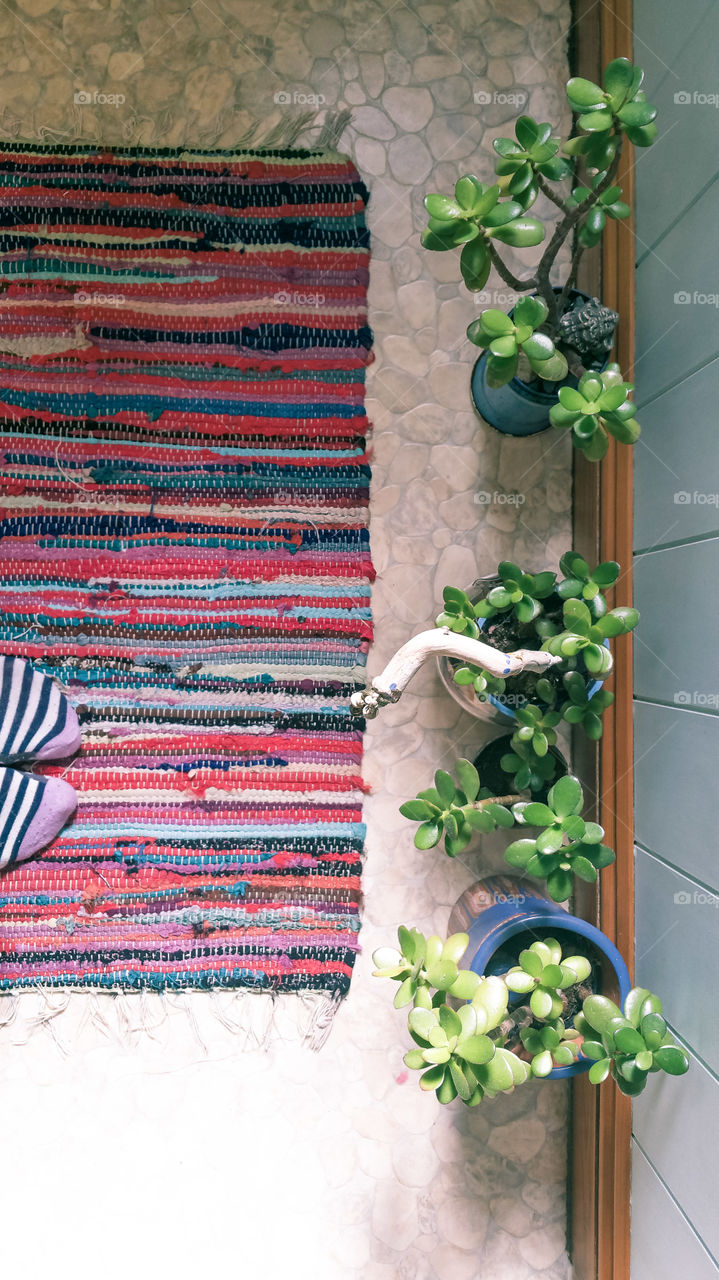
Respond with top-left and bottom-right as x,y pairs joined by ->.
0,141 -> 373,999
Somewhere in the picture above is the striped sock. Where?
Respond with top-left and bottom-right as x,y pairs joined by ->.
0,657 -> 81,765
0,767 -> 77,871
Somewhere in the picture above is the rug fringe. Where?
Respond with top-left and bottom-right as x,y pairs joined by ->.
0,107 -> 353,154
0,989 -> 344,1054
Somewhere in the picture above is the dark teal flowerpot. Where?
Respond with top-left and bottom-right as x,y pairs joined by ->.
471,288 -> 605,437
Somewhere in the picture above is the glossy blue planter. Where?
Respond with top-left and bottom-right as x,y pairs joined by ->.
451,876 -> 631,1079
471,289 -> 605,437
471,353 -> 559,436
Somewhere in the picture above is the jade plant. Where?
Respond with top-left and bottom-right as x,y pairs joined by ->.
576,988 -> 690,1096
401,764 -> 613,905
498,735 -> 560,795
421,58 -> 658,459
506,774 -> 616,903
373,927 -> 688,1106
548,366 -> 640,461
399,757 -> 516,858
438,551 -> 638,791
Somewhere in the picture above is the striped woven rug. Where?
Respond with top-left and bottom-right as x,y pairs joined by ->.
0,141 -> 373,1001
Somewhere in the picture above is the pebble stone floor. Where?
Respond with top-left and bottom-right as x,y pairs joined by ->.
0,1 -> 575,1277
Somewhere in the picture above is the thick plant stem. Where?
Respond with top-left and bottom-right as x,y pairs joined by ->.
535,172 -> 572,216
486,240 -> 537,294
473,795 -> 521,809
556,240 -> 584,318
497,1007 -> 535,1040
536,142 -> 624,331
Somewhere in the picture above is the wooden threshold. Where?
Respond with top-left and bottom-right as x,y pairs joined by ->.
569,2 -> 635,1279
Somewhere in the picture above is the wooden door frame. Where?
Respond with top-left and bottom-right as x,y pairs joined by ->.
569,2 -> 636,1278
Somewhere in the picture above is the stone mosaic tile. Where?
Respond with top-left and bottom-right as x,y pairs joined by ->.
0,2 -> 574,1276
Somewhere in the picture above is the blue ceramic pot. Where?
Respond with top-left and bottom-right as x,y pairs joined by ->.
471,289 -> 605,437
450,876 -> 631,1080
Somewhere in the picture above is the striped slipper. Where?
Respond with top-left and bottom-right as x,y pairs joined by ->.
0,767 -> 77,871
0,656 -> 81,764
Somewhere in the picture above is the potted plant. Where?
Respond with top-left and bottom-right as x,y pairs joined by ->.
435,551 -> 637,791
401,764 -> 614,905
420,57 -> 657,452
372,907 -> 689,1105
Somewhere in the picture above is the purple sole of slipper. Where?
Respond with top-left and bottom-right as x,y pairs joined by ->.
16,777 -> 78,865
33,704 -> 82,762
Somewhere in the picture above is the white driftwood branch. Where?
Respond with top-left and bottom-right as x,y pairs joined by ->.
350,627 -> 572,719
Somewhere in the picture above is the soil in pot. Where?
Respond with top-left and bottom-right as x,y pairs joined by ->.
474,732 -> 568,804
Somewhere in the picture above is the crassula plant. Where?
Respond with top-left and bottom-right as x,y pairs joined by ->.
421,58 -> 658,459
438,551 -> 638,791
507,774 -> 616,903
399,757 -> 516,859
373,927 -> 688,1106
401,765 -> 613,906
576,988 -> 690,1096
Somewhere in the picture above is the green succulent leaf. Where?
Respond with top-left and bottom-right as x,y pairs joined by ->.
583,994 -> 623,1035
455,174 -> 488,213
567,77 -> 606,108
513,295 -> 548,329
548,775 -> 583,818
488,216 -> 545,247
434,770 -> 456,805
425,959 -> 459,991
653,1045 -> 690,1076
603,57 -> 637,107
455,758 -> 480,803
579,109 -> 613,132
414,821 -> 441,850
504,839 -> 537,869
424,193 -> 464,220
546,867 -> 574,902
613,1026 -> 646,1055
460,238 -> 491,291
419,1063 -> 446,1092
454,1033 -> 494,1066
624,121 -> 658,147
589,1057 -> 612,1084
522,802 -> 556,826
400,799 -> 438,821
617,100 -> 657,128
